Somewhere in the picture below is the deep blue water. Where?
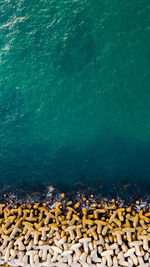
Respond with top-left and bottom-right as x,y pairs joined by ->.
0,0 -> 150,193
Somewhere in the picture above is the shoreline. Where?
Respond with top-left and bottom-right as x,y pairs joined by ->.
0,182 -> 150,207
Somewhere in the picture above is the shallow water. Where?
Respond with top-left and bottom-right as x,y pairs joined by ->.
0,0 -> 150,193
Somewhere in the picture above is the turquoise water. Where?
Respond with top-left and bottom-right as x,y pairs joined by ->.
0,0 -> 150,192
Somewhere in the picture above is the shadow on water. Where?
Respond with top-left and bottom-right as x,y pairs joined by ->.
52,8 -> 96,75
0,132 -> 150,199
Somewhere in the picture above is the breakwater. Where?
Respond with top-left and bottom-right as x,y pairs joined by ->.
0,190 -> 150,266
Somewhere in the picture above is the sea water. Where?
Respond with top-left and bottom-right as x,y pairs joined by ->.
0,0 -> 150,195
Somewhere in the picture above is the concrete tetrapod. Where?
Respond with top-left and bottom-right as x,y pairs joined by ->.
0,196 -> 150,266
